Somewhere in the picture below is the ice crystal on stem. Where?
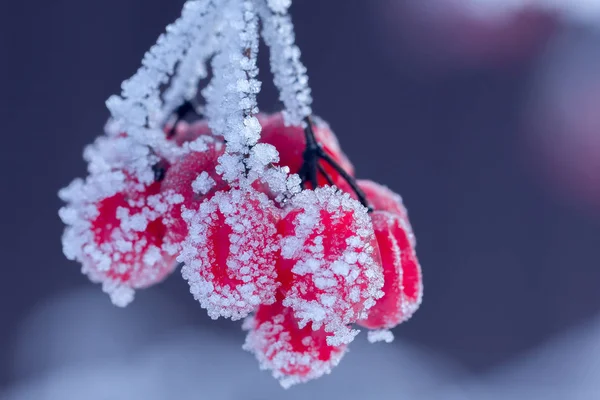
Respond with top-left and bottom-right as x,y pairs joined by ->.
258,0 -> 312,125
59,0 -> 424,388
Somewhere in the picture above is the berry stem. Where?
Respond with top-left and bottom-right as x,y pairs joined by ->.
318,149 -> 372,212
299,116 -> 321,189
152,161 -> 168,182
301,117 -> 373,211
317,164 -> 335,186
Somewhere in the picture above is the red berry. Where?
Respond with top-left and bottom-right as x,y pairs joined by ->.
277,187 -> 384,345
160,138 -> 228,245
357,179 -> 415,247
358,211 -> 423,330
258,113 -> 355,188
59,176 -> 179,307
179,188 -> 280,320
243,301 -> 346,388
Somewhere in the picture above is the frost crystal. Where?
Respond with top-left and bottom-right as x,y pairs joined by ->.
191,171 -> 215,195
367,329 -> 395,344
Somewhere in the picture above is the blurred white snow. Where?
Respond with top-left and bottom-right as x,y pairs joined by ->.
5,286 -> 600,399
2,287 -> 462,400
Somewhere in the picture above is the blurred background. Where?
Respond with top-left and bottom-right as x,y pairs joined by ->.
2,0 -> 600,398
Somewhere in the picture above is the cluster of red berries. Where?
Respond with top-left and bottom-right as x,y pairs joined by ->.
59,112 -> 423,387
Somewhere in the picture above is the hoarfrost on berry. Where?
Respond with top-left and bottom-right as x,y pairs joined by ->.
277,186 -> 384,346
359,210 -> 423,330
243,301 -> 346,388
179,188 -> 280,320
59,175 -> 179,307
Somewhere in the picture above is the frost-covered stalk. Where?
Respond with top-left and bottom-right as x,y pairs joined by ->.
258,0 -> 312,126
161,3 -> 226,121
106,0 -> 313,170
106,0 -> 224,166
203,0 -> 264,184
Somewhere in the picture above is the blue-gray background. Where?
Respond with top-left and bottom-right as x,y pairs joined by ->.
2,0 -> 600,395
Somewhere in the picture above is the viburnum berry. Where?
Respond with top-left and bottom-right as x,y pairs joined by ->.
277,186 -> 384,346
243,300 -> 347,389
358,210 -> 423,330
59,173 -> 180,307
259,113 -> 355,188
179,188 -> 280,320
160,136 -> 228,245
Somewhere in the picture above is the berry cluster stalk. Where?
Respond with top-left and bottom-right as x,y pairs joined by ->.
300,117 -> 372,211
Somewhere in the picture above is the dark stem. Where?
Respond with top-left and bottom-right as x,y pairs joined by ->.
319,150 -> 372,212
166,99 -> 203,138
300,117 -> 373,211
317,164 -> 335,186
299,117 -> 321,189
152,160 -> 168,182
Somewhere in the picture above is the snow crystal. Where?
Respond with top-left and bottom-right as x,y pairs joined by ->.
266,0 -> 291,14
191,171 -> 216,195
104,283 -> 136,308
247,143 -> 279,171
367,329 -> 395,344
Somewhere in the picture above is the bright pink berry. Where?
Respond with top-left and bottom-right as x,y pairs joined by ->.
179,188 -> 280,320
358,211 -> 423,330
243,300 -> 346,388
160,138 -> 228,245
60,176 -> 179,307
277,187 -> 384,345
258,113 -> 355,188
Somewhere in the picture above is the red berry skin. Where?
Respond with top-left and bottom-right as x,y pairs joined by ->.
243,301 -> 347,388
277,187 -> 384,346
61,177 -> 179,307
179,188 -> 281,320
358,180 -> 408,220
358,211 -> 423,330
258,113 -> 355,187
349,180 -> 416,248
160,139 -> 228,245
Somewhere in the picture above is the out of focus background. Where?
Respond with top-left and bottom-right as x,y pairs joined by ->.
2,0 -> 600,398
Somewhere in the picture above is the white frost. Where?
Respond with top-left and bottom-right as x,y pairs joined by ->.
367,329 -> 395,344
